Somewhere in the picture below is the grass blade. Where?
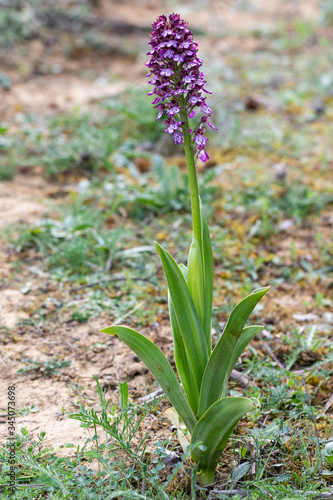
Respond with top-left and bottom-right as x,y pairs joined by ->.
100,325 -> 197,433
119,381 -> 128,408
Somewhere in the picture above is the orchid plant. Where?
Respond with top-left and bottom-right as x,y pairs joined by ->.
100,13 -> 269,485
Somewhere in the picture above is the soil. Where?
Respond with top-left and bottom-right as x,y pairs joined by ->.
0,0 -> 332,462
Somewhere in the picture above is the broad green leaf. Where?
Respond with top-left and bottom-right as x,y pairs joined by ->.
198,287 -> 269,416
197,329 -> 241,418
200,199 -> 213,353
155,242 -> 208,394
191,397 -> 258,485
221,325 -> 263,398
169,293 -> 198,413
100,325 -> 197,433
187,234 -> 204,328
179,263 -> 187,280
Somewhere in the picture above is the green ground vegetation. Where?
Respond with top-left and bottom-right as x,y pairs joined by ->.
0,1 -> 333,498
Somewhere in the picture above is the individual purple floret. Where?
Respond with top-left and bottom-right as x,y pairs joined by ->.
146,13 -> 217,162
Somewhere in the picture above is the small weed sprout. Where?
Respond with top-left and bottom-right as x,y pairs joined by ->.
69,377 -> 198,496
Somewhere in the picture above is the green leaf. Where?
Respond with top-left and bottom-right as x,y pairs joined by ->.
200,199 -> 213,354
231,461 -> 251,482
100,325 -> 197,433
104,491 -> 149,499
187,234 -> 205,328
155,242 -> 208,395
197,326 -> 261,418
179,263 -> 187,280
169,293 -> 198,413
119,381 -> 128,408
191,397 -> 258,485
198,287 -> 269,416
221,325 -> 263,397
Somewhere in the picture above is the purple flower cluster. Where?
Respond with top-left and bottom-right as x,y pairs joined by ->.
146,13 -> 217,162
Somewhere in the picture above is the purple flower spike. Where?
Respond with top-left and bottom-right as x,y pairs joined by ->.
146,13 -> 217,162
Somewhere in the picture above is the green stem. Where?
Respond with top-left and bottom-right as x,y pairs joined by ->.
181,111 -> 202,248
